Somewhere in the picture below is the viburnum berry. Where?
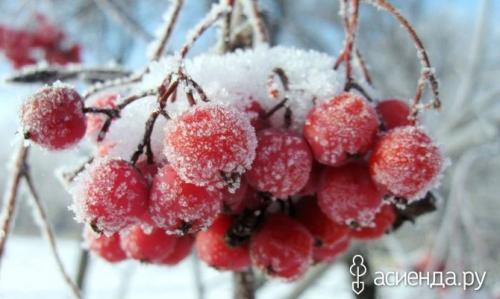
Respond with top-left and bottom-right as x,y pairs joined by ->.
86,93 -> 118,142
20,86 -> 86,150
304,92 -> 378,166
149,164 -> 223,234
164,104 -> 257,186
369,126 -> 443,200
71,159 -> 149,233
295,198 -> 351,262
195,215 -> 250,271
376,99 -> 413,130
135,160 -> 160,186
317,163 -> 384,227
222,178 -> 249,214
120,225 -> 177,263
159,235 -> 195,266
351,204 -> 396,239
245,129 -> 313,198
242,100 -> 268,130
297,163 -> 322,197
84,228 -> 127,263
250,214 -> 313,281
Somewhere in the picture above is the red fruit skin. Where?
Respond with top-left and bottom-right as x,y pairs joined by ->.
74,159 -> 149,233
20,86 -> 86,150
243,100 -> 268,130
164,104 -> 257,186
149,165 -> 223,234
160,235 -> 194,265
297,163 -> 322,197
351,204 -> 396,240
317,163 -> 384,227
250,214 -> 313,281
196,215 -> 250,271
376,99 -> 413,130
84,228 -> 127,263
295,198 -> 351,262
120,226 -> 177,263
304,92 -> 378,166
135,160 -> 160,186
369,126 -> 443,200
222,178 -> 249,214
86,93 -> 118,142
245,129 -> 313,198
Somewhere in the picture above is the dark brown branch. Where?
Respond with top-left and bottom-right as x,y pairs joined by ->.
150,0 -> 184,61
75,248 -> 90,292
233,269 -> 255,299
62,157 -> 95,184
5,65 -> 131,84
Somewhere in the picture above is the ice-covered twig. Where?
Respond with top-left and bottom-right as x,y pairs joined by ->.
354,48 -> 373,85
83,70 -> 145,100
241,0 -> 270,45
5,64 -> 131,84
24,170 -> 82,299
233,269 -> 255,299
218,0 -> 235,53
0,143 -> 28,269
150,0 -> 184,61
365,0 -> 440,115
93,0 -> 152,41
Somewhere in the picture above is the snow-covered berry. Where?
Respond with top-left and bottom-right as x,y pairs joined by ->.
84,228 -> 126,263
376,99 -> 413,130
351,204 -> 396,239
120,225 -> 177,263
159,235 -> 194,265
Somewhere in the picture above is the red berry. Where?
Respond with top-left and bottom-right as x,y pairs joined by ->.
84,228 -> 126,263
20,86 -> 86,150
135,160 -> 160,186
243,100 -> 268,130
376,99 -> 413,130
72,159 -> 149,233
297,163 -> 322,197
196,215 -> 250,271
120,225 -> 177,262
245,129 -> 313,198
86,93 -> 117,142
351,204 -> 396,239
149,165 -> 223,234
222,178 -> 249,214
164,104 -> 257,186
317,163 -> 383,227
159,235 -> 194,265
250,214 -> 313,281
304,92 -> 378,166
369,126 -> 443,200
295,198 -> 351,262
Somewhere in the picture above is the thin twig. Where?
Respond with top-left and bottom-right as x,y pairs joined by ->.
0,143 -> 29,269
24,170 -> 82,299
233,269 -> 255,299
192,254 -> 205,299
75,248 -> 90,292
93,0 -> 152,41
83,70 -> 145,100
241,0 -> 270,45
218,0 -> 235,53
150,0 -> 184,61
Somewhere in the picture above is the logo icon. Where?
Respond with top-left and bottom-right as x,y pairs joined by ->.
350,254 -> 367,295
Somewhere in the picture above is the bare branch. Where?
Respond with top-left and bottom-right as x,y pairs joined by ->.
93,0 -> 152,41
233,269 -> 255,299
241,0 -> 270,45
150,0 -> 184,61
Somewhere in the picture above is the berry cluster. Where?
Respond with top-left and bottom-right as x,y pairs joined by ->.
20,65 -> 443,279
0,14 -> 80,68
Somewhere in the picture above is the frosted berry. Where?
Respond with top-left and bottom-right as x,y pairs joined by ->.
20,86 -> 86,150
245,129 -> 313,198
196,215 -> 250,271
159,235 -> 194,265
317,163 -> 384,227
296,198 -> 351,262
250,214 -> 313,281
136,160 -> 160,186
376,99 -> 413,130
164,104 -> 257,186
351,204 -> 396,239
297,163 -> 322,197
86,93 -> 118,142
369,126 -> 443,200
72,159 -> 149,233
149,165 -> 223,234
222,178 -> 249,214
304,92 -> 378,166
84,228 -> 126,263
120,225 -> 177,263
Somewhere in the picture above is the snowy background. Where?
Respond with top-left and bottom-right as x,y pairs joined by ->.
0,0 -> 500,298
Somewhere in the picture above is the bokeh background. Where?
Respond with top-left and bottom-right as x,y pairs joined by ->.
0,0 -> 499,298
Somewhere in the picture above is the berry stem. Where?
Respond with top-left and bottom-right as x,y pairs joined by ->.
233,269 -> 255,299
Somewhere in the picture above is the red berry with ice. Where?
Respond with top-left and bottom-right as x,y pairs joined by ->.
351,204 -> 396,239
71,159 -> 149,233
296,198 -> 351,262
222,178 -> 249,214
20,86 -> 86,150
304,92 -> 378,166
376,99 -> 413,130
369,126 -> 443,200
164,104 -> 257,186
196,214 -> 250,271
149,164 -> 223,234
84,228 -> 127,263
317,163 -> 384,227
250,214 -> 313,281
159,235 -> 195,265
245,129 -> 313,198
120,225 -> 177,262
